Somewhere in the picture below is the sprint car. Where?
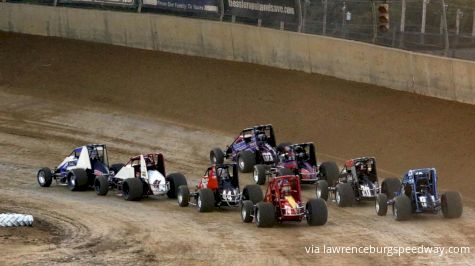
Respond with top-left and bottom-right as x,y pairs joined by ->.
241,174 -> 328,227
210,125 -> 278,173
252,142 -> 339,185
177,163 -> 262,212
94,153 -> 187,201
315,157 -> 400,207
375,168 -> 463,221
37,144 -> 111,191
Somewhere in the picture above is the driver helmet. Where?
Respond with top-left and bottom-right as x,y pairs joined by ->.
90,150 -> 98,160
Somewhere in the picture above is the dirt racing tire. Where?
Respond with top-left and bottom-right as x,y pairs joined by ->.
393,195 -> 412,221
252,164 -> 267,185
381,178 -> 401,199
166,173 -> 188,199
306,198 -> 328,226
37,167 -> 53,187
237,150 -> 256,173
94,175 -> 109,196
441,191 -> 463,219
319,162 -> 339,187
210,148 -> 225,164
177,185 -> 190,207
316,180 -> 329,201
243,184 -> 263,204
335,183 -> 354,207
197,188 -> 215,212
375,193 -> 388,216
255,202 -> 275,228
276,142 -> 292,153
67,169 -> 88,191
241,200 -> 254,223
277,168 -> 294,177
122,178 -> 144,201
109,163 -> 125,175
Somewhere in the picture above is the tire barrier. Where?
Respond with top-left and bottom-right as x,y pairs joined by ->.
0,213 -> 34,227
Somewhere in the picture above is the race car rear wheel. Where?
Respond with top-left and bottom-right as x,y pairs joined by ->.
441,191 -> 463,219
237,151 -> 256,173
381,178 -> 401,199
253,164 -> 267,185
316,180 -> 329,201
37,167 -> 53,187
241,200 -> 254,223
166,173 -> 187,199
243,184 -> 263,204
122,178 -> 143,201
67,169 -> 88,191
393,195 -> 412,221
177,185 -> 190,207
335,183 -> 354,207
255,202 -> 275,228
306,198 -> 328,226
197,188 -> 215,212
210,148 -> 225,164
94,175 -> 109,196
375,193 -> 388,216
319,162 -> 339,187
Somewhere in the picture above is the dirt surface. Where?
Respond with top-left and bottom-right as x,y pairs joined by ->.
0,32 -> 474,265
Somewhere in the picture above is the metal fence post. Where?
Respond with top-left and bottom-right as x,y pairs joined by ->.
441,0 -> 449,56
296,0 -> 303,33
322,0 -> 327,35
137,0 -> 142,13
341,2 -> 347,38
280,21 -> 285,30
371,0 -> 377,43
400,0 -> 406,32
456,9 -> 463,35
53,0 -> 58,6
219,0 -> 224,22
421,0 -> 428,34
473,11 -> 475,37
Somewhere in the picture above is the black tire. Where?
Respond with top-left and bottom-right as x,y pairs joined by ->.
277,168 -> 294,176
319,162 -> 339,186
393,195 -> 412,221
197,188 -> 215,212
276,142 -> 291,153
67,169 -> 88,191
166,173 -> 188,199
237,150 -> 256,173
242,184 -> 263,204
335,183 -> 354,207
177,185 -> 190,207
316,180 -> 329,201
375,193 -> 388,216
252,164 -> 267,185
255,202 -> 275,228
441,191 -> 463,219
210,148 -> 225,164
37,167 -> 53,187
241,200 -> 254,223
94,175 -> 109,196
381,177 -> 401,199
306,198 -> 328,226
109,163 -> 125,175
122,178 -> 144,201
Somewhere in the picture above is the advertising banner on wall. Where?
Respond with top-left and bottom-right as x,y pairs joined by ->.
142,0 -> 220,13
225,0 -> 297,21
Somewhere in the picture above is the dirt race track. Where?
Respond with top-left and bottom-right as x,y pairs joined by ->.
1,32 -> 475,265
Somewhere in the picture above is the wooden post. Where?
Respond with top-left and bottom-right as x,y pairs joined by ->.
441,0 -> 449,56
400,0 -> 406,32
323,0 -> 328,35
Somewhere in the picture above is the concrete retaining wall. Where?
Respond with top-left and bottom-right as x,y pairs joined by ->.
1,2 -> 474,104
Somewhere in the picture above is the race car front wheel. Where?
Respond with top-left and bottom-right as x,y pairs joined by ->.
37,168 -> 53,187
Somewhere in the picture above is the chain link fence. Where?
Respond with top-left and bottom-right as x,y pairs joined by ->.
4,0 -> 475,60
